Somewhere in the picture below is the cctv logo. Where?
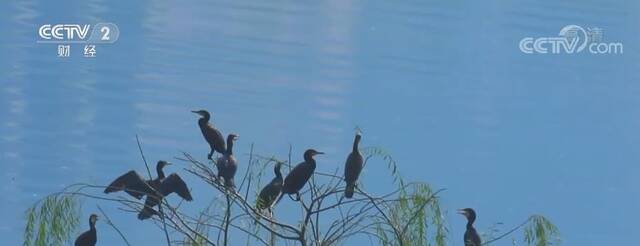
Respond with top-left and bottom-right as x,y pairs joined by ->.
37,23 -> 119,44
39,24 -> 91,40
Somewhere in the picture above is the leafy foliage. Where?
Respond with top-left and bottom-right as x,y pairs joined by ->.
361,146 -> 402,184
375,183 -> 447,246
523,215 -> 561,246
23,194 -> 81,246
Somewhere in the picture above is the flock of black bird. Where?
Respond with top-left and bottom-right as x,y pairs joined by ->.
73,109 -> 482,246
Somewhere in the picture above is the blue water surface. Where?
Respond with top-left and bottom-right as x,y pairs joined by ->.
1,0 -> 639,245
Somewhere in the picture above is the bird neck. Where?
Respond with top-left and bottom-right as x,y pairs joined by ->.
304,153 -> 315,163
466,218 -> 475,230
305,158 -> 317,170
198,117 -> 208,126
156,166 -> 165,179
352,135 -> 361,152
274,166 -> 282,179
226,139 -> 234,156
89,220 -> 96,231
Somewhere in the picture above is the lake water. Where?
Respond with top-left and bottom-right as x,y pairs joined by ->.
1,0 -> 639,245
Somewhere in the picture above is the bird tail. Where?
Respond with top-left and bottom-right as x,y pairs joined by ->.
138,207 -> 159,220
345,183 -> 355,198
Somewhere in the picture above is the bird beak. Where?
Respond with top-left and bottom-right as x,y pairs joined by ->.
234,135 -> 240,140
165,162 -> 173,166
315,151 -> 325,155
456,209 -> 466,215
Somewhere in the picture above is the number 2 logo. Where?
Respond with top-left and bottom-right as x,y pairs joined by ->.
100,26 -> 110,41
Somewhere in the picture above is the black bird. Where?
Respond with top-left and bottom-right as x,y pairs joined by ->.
217,134 -> 239,189
74,214 -> 98,246
458,208 -> 482,246
104,161 -> 193,220
256,162 -> 283,216
343,132 -> 363,198
138,161 -> 193,220
192,109 -> 226,160
281,149 -> 323,201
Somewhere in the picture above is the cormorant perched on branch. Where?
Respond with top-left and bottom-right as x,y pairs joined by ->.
104,161 -> 193,220
74,214 -> 98,246
217,134 -> 239,189
256,162 -> 283,216
344,132 -> 363,198
139,161 -> 193,220
192,109 -> 226,160
281,149 -> 323,201
458,208 -> 482,246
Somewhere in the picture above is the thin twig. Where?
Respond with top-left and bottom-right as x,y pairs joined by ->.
483,217 -> 532,245
224,193 -> 231,246
136,135 -> 171,246
97,205 -> 131,246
